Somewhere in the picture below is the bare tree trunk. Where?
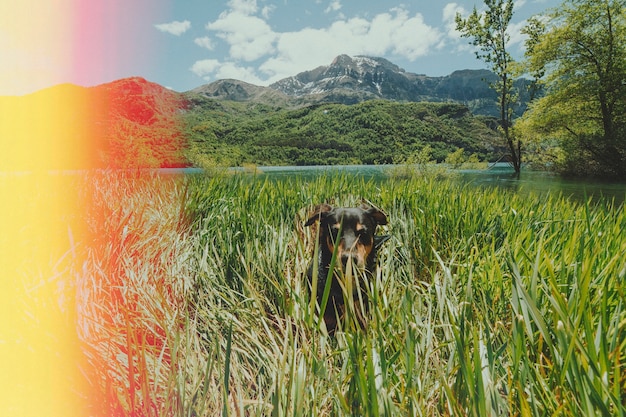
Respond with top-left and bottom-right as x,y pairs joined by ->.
501,76 -> 521,174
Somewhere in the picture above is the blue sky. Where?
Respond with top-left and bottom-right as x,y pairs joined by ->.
1,0 -> 560,95
153,0 -> 559,92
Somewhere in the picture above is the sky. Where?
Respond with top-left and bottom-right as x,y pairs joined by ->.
0,0 -> 561,96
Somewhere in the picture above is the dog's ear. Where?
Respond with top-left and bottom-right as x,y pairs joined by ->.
360,201 -> 388,226
366,207 -> 388,226
304,204 -> 333,226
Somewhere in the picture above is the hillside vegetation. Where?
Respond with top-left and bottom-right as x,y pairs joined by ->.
1,78 -> 188,170
2,76 -> 505,169
183,95 -> 503,167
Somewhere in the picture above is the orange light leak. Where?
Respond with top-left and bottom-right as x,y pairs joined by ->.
0,1 -> 169,415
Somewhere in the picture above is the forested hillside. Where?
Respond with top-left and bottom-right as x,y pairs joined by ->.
0,77 -> 188,170
183,94 -> 504,167
3,75 -> 506,169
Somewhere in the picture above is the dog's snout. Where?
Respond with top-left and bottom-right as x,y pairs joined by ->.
340,249 -> 364,269
341,252 -> 353,266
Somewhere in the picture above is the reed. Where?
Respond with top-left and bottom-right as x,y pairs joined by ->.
78,171 -> 625,416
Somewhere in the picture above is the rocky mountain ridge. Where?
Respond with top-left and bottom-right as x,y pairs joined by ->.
189,54 -> 534,117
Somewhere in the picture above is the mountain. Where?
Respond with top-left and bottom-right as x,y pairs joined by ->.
1,77 -> 189,170
270,54 -> 534,116
189,79 -> 292,107
191,55 -> 534,117
4,55 -> 524,169
103,77 -> 184,125
100,77 -> 189,168
269,55 -> 417,103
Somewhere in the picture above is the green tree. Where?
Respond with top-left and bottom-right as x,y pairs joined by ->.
522,0 -> 626,178
445,147 -> 466,168
456,0 -> 522,173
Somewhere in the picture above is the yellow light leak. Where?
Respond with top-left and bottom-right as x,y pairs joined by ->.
1,89 -> 91,417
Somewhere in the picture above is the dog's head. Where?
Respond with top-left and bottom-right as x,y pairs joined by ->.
305,204 -> 388,271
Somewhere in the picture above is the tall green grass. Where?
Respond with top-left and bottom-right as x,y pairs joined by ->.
80,172 -> 625,416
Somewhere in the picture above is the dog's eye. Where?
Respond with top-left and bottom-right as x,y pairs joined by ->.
358,230 -> 372,244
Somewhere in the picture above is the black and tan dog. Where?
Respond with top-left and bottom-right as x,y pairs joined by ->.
305,203 -> 389,334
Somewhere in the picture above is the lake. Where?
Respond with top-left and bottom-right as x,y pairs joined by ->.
170,164 -> 626,204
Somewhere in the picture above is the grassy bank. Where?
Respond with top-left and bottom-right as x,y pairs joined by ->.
80,172 -> 625,416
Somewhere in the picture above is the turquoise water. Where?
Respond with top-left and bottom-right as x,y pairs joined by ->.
162,164 -> 626,204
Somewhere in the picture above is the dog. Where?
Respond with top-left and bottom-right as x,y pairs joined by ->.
305,203 -> 389,334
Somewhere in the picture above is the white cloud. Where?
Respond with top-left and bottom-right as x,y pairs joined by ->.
261,27 -> 340,79
255,10 -> 442,84
514,0 -> 528,10
154,20 -> 191,36
194,5 -> 444,86
213,62 -> 265,84
194,36 -> 215,50
325,1 -> 342,14
443,3 -> 529,53
190,59 -> 264,85
384,8 -> 442,59
190,59 -> 221,77
261,5 -> 275,19
227,0 -> 258,15
207,11 -> 276,61
442,3 -> 466,40
507,20 -> 529,49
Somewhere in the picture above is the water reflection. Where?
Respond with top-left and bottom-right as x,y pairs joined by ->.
458,167 -> 625,203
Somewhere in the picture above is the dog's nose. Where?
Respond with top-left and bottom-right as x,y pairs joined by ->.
341,253 -> 353,267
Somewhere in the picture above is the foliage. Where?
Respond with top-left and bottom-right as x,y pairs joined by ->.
455,0 -> 522,173
0,78 -> 190,169
76,172 -> 625,416
521,0 -> 626,178
388,145 -> 451,179
103,78 -> 189,168
182,96 -> 504,167
445,147 -> 466,168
